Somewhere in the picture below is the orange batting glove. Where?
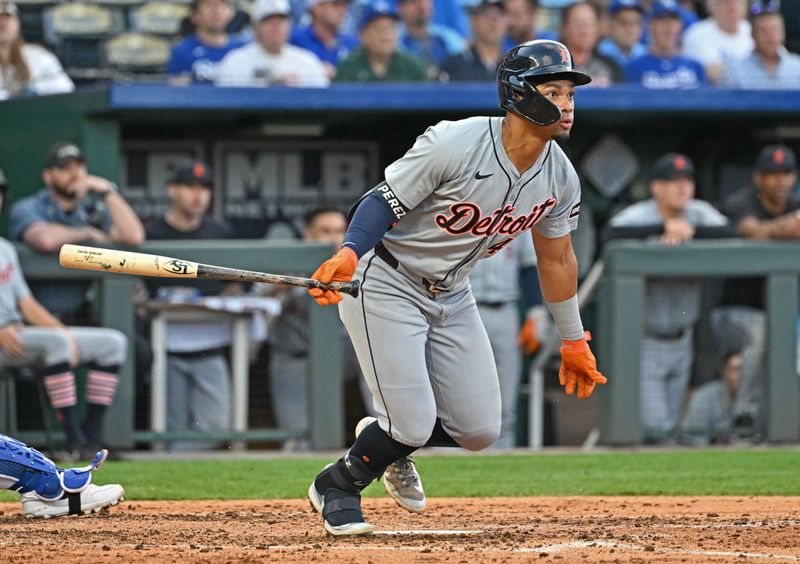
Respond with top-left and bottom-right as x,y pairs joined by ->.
517,317 -> 540,355
559,331 -> 607,399
308,247 -> 358,306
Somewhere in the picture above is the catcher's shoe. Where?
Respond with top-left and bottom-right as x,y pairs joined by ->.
355,416 -> 426,513
308,479 -> 373,536
22,483 -> 125,518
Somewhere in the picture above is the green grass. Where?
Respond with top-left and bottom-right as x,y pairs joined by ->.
3,449 -> 799,502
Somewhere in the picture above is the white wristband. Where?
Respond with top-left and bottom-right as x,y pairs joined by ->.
545,295 -> 584,341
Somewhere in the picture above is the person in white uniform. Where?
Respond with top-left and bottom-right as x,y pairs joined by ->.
305,40 -> 606,536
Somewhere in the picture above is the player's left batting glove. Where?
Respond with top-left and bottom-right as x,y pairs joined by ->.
308,247 -> 358,306
559,331 -> 607,399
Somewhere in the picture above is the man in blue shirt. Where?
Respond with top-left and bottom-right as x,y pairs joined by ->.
167,0 -> 246,83
396,0 -> 464,75
597,0 -> 647,68
290,0 -> 358,78
9,142 -> 144,320
721,3 -> 800,89
626,0 -> 706,89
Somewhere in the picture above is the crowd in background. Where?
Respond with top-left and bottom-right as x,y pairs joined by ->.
1,0 -> 800,98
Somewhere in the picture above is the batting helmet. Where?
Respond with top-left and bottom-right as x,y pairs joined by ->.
497,40 -> 592,126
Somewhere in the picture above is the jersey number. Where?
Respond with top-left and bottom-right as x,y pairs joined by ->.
485,238 -> 514,256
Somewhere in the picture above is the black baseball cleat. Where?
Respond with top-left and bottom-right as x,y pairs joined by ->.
308,481 -> 374,536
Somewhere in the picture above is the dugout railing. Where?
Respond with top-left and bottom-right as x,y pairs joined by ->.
596,239 -> 800,445
6,240 -> 344,450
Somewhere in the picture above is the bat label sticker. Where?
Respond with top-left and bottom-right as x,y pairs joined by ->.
163,259 -> 195,275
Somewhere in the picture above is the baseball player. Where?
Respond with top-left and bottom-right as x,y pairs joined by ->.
0,433 -> 124,518
306,39 -> 606,536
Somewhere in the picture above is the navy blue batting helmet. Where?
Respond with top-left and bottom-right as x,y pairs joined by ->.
497,40 -> 591,126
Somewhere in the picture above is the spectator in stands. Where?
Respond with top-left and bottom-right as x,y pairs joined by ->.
167,0 -> 246,84
216,0 -> 329,87
289,0 -> 358,79
558,1 -> 625,87
604,153 -> 735,444
681,0 -> 753,84
502,0 -> 556,53
10,142 -> 145,322
438,0 -> 507,82
469,235 -> 541,449
267,206 -> 372,451
0,1 -> 73,100
713,144 -> 799,439
0,168 -> 128,461
721,2 -> 800,89
144,161 -> 238,450
396,0 -> 464,77
639,0 -> 698,44
334,1 -> 427,82
597,0 -> 647,68
626,0 -> 707,89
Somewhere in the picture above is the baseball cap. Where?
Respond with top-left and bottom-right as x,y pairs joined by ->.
609,0 -> 642,16
466,0 -> 504,14
750,0 -> 780,18
358,1 -> 397,30
0,2 -> 18,16
169,161 -> 214,186
756,145 -> 797,173
44,142 -> 85,169
251,0 -> 290,21
649,0 -> 680,19
651,152 -> 694,180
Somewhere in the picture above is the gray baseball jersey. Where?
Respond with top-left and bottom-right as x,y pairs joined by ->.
0,239 -> 32,327
380,116 -> 580,292
339,116 -> 582,449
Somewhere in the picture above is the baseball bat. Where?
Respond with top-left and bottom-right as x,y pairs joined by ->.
58,244 -> 360,298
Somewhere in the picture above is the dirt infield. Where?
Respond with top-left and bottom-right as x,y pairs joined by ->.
1,496 -> 799,562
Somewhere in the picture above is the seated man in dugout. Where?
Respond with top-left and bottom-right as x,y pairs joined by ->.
0,168 -> 129,461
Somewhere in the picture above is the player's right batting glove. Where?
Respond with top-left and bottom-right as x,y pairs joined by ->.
559,331 -> 607,399
308,247 -> 358,306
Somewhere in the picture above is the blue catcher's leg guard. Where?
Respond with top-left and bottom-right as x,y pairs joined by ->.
0,433 -> 107,501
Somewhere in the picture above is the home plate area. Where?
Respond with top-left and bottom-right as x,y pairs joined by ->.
1,496 -> 799,562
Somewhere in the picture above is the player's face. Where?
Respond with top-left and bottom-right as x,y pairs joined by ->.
754,170 -> 797,206
192,0 -> 234,34
651,175 -> 694,213
534,80 -> 575,140
752,14 -> 785,59
168,183 -> 212,219
43,160 -> 87,197
610,9 -> 643,50
0,12 -> 20,45
305,212 -> 347,247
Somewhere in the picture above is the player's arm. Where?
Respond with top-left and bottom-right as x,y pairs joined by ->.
308,185 -> 400,306
92,182 -> 145,246
531,229 -> 606,399
18,294 -> 65,329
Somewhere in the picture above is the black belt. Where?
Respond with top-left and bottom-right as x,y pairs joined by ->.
648,328 -> 687,341
374,242 -> 444,293
170,347 -> 228,359
477,301 -> 508,309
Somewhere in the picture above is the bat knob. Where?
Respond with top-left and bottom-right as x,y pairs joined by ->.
342,280 -> 360,299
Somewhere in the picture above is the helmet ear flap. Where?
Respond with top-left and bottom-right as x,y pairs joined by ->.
509,80 -> 562,126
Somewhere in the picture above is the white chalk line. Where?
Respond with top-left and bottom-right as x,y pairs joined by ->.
374,529 -> 481,535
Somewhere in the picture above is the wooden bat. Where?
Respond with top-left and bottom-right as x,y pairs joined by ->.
58,244 -> 360,298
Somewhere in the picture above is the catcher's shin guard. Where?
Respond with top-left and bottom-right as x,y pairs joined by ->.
0,433 -> 63,499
